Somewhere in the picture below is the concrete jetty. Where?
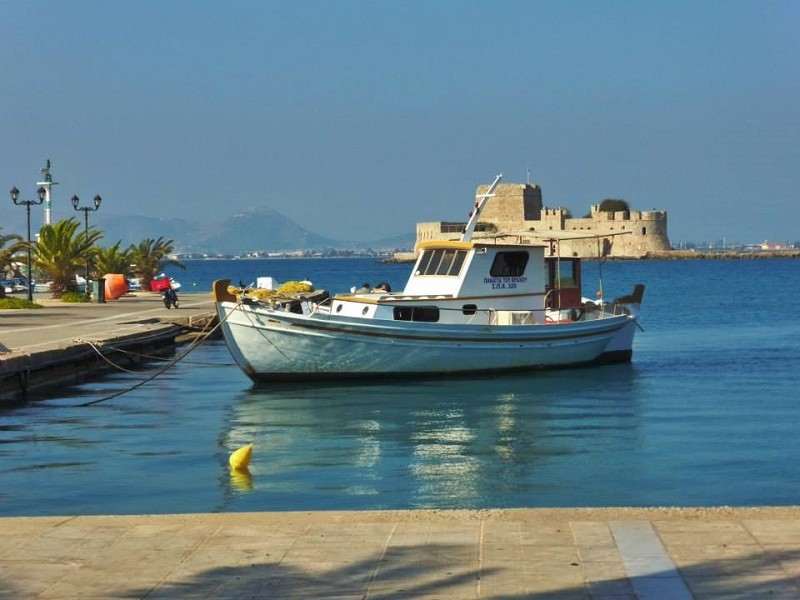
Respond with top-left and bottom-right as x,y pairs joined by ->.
2,507 -> 800,598
0,291 -> 216,403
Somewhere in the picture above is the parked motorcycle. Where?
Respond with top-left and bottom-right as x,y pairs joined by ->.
163,287 -> 179,309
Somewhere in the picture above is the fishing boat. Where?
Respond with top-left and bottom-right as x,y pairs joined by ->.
213,174 -> 645,381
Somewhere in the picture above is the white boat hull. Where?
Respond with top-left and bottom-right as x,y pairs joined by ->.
217,301 -> 636,381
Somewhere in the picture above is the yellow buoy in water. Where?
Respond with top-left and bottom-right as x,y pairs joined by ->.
229,443 -> 253,470
230,468 -> 253,492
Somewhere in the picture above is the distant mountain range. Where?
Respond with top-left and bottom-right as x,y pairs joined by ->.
3,206 -> 415,255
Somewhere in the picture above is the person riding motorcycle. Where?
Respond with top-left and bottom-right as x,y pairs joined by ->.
163,286 -> 179,309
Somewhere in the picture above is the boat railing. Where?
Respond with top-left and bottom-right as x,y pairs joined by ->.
307,296 -> 627,324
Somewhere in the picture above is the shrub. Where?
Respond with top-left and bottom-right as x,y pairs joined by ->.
0,297 -> 43,309
60,291 -> 90,303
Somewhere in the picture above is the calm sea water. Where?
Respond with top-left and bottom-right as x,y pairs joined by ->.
2,257 -> 800,516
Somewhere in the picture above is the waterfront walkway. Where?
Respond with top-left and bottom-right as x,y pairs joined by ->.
0,291 -> 216,401
2,507 -> 800,599
0,291 -> 215,352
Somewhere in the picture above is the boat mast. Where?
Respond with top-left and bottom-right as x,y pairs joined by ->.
460,173 -> 502,242
36,159 -> 59,226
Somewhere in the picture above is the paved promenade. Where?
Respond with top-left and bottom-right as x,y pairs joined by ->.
0,291 -> 215,353
2,507 -> 800,599
0,291 -> 216,400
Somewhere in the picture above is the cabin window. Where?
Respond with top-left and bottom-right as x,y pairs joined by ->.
462,304 -> 477,316
416,250 -> 437,275
438,249 -> 457,274
489,251 -> 529,277
393,306 -> 440,322
416,249 -> 467,276
448,250 -> 466,275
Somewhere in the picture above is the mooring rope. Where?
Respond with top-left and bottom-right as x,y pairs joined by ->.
78,340 -> 144,374
76,303 -> 239,407
81,341 -> 235,367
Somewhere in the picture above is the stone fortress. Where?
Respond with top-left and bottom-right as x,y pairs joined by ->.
404,181 -> 672,259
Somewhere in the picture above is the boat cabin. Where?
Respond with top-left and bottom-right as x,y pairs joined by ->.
402,241 -> 547,302
327,241 -> 587,325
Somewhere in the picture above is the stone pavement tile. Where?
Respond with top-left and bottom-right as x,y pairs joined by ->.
485,519 -> 575,547
519,523 -> 576,546
666,539 -> 766,557
654,520 -> 756,546
37,576 -> 166,599
584,578 -> 637,599
365,576 -> 480,599
0,561 -> 81,598
684,573 -> 800,600
514,544 -> 582,562
574,545 -> 624,563
745,519 -> 800,545
579,559 -> 629,582
571,520 -> 635,597
5,535 -> 115,563
570,521 -> 614,543
761,546 -> 800,580
671,553 -> 787,578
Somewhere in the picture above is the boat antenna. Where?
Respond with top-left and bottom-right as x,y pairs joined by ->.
461,173 -> 502,242
595,236 -> 605,304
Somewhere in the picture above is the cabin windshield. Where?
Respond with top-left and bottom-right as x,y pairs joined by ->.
416,249 -> 467,276
489,251 -> 529,277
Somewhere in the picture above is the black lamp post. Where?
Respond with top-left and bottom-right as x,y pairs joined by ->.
71,194 -> 102,295
9,186 -> 46,302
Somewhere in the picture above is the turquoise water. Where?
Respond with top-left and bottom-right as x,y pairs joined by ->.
2,258 -> 800,515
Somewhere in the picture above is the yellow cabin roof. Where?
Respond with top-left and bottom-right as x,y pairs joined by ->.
417,240 -> 546,251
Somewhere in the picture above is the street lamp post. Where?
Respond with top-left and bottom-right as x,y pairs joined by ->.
71,194 -> 102,296
9,186 -> 46,302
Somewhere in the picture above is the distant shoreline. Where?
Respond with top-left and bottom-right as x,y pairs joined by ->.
640,249 -> 800,260
383,249 -> 800,263
175,249 -> 800,263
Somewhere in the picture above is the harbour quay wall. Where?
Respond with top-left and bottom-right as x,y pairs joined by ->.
0,292 -> 217,405
0,325 -> 184,402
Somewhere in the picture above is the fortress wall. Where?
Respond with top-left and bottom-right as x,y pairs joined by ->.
409,183 -> 671,258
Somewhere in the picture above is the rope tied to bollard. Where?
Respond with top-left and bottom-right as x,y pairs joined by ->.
76,301 -> 240,407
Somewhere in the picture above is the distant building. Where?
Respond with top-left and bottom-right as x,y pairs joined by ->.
409,182 -> 671,258
760,241 -> 788,251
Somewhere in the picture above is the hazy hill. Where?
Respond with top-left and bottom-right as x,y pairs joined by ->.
192,207 -> 341,254
5,205 -> 415,254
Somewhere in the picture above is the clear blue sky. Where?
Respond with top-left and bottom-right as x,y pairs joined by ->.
2,1 -> 798,244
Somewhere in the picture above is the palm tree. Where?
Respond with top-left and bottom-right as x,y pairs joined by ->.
94,241 -> 132,277
0,231 -> 27,299
33,218 -> 103,298
128,237 -> 185,289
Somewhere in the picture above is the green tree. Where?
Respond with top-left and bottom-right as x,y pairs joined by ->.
94,241 -> 132,277
597,198 -> 630,213
32,218 -> 103,298
0,231 -> 27,299
129,237 -> 185,289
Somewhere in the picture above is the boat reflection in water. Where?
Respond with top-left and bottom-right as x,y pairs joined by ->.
220,364 -> 642,511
